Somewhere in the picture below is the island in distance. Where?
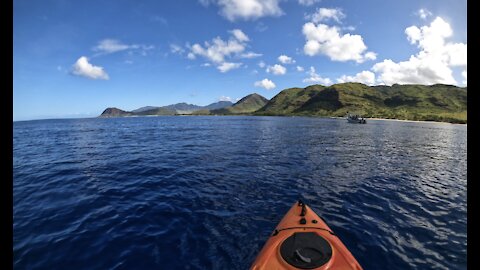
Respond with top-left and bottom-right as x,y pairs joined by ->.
100,83 -> 467,124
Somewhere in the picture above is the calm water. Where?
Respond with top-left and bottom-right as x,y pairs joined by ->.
13,116 -> 467,269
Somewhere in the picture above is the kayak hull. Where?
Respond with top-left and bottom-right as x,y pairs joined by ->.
250,201 -> 363,270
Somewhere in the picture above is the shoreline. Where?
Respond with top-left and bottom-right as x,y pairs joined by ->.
365,117 -> 467,125
17,114 -> 466,125
327,116 -> 466,125
365,117 -> 466,125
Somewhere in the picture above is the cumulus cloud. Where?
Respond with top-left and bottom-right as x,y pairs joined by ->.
230,29 -> 250,42
93,39 -> 154,55
373,17 -> 467,85
462,69 -> 467,85
416,8 -> 432,20
258,61 -> 266,68
266,64 -> 286,75
337,70 -> 376,85
302,22 -> 376,63
254,78 -> 276,89
296,66 -> 304,72
71,56 -> 109,80
217,62 -> 243,72
278,55 -> 295,64
188,29 -> 252,72
306,8 -> 345,23
303,66 -> 332,85
201,0 -> 283,21
298,0 -> 321,6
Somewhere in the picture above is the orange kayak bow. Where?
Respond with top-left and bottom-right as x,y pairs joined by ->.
250,200 -> 363,270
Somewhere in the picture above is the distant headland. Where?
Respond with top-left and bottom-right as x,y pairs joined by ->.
100,83 -> 467,124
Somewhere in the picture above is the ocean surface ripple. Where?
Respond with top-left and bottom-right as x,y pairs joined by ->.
13,116 -> 467,269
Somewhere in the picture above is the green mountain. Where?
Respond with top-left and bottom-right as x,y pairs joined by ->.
256,83 -> 467,123
133,107 -> 176,116
99,83 -> 467,123
256,85 -> 324,115
211,93 -> 269,114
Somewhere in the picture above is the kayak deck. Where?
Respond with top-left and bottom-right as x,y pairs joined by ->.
250,201 -> 363,270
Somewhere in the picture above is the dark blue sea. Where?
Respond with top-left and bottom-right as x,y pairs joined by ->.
13,116 -> 467,269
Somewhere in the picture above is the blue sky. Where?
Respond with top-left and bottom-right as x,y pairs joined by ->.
13,0 -> 467,121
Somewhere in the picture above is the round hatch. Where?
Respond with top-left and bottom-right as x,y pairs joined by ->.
280,232 -> 332,269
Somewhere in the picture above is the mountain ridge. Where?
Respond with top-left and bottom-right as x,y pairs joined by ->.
210,93 -> 269,114
100,83 -> 467,123
256,83 -> 466,123
100,101 -> 233,117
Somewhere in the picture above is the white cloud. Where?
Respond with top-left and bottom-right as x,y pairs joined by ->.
266,64 -> 286,75
416,8 -> 432,20
188,29 -> 252,72
302,22 -> 376,63
303,66 -> 332,85
202,0 -> 283,21
217,62 -> 243,72
364,52 -> 377,61
240,52 -> 262,58
462,69 -> 467,85
230,29 -> 250,42
93,39 -> 130,53
201,63 -> 211,67
93,39 -> 154,55
71,56 -> 109,80
170,44 -> 185,54
254,78 -> 276,89
298,0 -> 321,6
190,38 -> 244,63
444,43 -> 467,67
219,96 -> 232,101
296,66 -> 304,72
258,61 -> 266,68
306,8 -> 345,23
337,70 -> 376,85
373,17 -> 467,85
278,55 -> 295,64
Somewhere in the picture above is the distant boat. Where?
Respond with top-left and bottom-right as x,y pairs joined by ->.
346,113 -> 366,124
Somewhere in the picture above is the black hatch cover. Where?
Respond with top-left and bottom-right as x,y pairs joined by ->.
280,232 -> 333,269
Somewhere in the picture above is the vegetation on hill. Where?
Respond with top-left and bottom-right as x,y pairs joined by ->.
210,93 -> 269,114
256,85 -> 324,115
100,83 -> 467,123
256,83 -> 466,123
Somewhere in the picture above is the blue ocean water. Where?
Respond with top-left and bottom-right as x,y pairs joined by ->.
13,116 -> 467,269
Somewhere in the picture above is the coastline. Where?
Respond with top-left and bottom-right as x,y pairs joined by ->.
328,116 -> 466,125
364,117 -> 465,125
21,114 -> 466,125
